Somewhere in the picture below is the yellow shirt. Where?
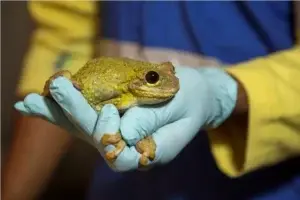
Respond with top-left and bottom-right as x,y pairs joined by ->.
18,1 -> 300,178
17,1 -> 98,96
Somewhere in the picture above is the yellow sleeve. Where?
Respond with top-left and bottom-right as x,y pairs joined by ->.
208,46 -> 300,178
17,1 -> 98,96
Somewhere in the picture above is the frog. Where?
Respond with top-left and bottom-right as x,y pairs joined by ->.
42,56 -> 180,166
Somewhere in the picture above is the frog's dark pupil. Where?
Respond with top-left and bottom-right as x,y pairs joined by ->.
145,71 -> 159,84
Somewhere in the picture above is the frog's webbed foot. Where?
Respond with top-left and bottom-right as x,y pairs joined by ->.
42,70 -> 81,97
136,136 -> 157,166
101,132 -> 126,162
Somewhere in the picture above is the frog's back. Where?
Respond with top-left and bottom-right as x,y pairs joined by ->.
71,57 -> 155,84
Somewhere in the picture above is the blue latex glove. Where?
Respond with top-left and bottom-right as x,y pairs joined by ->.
14,77 -> 141,172
120,66 -> 238,166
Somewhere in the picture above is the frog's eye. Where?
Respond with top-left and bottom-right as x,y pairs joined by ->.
145,71 -> 160,84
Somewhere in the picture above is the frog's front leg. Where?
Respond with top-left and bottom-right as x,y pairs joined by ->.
136,136 -> 157,166
42,70 -> 81,97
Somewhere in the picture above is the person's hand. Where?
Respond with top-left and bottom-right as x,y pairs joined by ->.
120,66 -> 238,166
14,77 -> 141,172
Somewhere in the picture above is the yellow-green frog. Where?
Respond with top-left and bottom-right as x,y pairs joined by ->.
42,56 -> 180,166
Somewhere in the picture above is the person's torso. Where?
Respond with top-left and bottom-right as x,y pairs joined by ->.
97,1 -> 295,65
88,1 -> 300,200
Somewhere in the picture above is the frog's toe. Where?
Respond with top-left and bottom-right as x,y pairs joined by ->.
72,80 -> 82,91
101,132 -> 122,145
105,140 -> 126,162
138,153 -> 150,167
136,136 -> 156,166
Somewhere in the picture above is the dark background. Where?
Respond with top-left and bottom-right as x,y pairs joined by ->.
1,2 -> 98,199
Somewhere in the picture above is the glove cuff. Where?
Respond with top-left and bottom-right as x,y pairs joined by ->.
196,67 -> 238,128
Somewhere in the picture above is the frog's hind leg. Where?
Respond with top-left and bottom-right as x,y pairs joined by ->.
135,136 -> 157,167
101,132 -> 126,162
42,70 -> 80,97
95,96 -> 137,162
94,99 -> 127,162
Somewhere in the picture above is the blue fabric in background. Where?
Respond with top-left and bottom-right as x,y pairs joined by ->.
100,1 -> 294,64
87,1 -> 300,200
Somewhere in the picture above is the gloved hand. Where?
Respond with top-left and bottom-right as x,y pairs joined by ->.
120,66 -> 238,166
14,77 -> 141,172
14,65 -> 238,171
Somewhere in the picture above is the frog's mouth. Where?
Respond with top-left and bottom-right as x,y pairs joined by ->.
132,86 -> 179,100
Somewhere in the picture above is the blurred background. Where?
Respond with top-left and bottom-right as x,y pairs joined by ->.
1,2 -> 98,199
3,1 -> 299,200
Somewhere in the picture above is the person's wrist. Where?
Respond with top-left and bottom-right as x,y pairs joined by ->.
196,67 -> 238,128
225,72 -> 249,115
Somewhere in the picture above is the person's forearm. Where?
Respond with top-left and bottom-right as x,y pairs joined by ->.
217,73 -> 249,133
2,113 -> 73,200
228,73 -> 249,115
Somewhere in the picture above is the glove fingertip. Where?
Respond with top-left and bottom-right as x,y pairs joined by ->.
112,146 -> 141,172
14,101 -> 29,115
49,77 -> 77,104
50,76 -> 73,89
14,101 -> 24,109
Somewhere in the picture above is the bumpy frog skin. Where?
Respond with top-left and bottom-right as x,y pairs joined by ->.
42,57 -> 179,166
